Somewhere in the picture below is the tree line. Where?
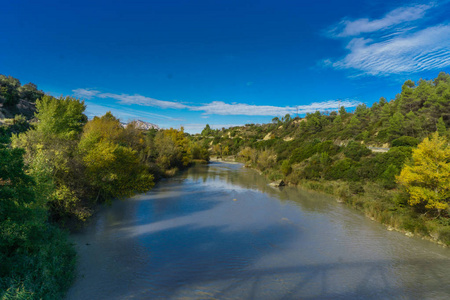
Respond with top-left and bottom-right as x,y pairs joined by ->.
199,72 -> 450,244
0,76 -> 209,298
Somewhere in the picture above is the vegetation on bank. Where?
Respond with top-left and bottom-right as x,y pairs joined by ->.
0,75 -> 209,299
197,72 -> 450,245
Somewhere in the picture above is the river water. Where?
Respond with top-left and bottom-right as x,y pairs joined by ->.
66,162 -> 450,299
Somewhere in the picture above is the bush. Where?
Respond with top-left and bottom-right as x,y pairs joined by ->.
349,182 -> 365,195
438,227 -> 450,245
325,158 -> 360,181
344,141 -> 371,161
280,160 -> 292,176
392,136 -> 419,147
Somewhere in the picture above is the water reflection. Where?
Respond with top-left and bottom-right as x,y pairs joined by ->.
66,162 -> 450,300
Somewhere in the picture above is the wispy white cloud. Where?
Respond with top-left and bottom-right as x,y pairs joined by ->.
323,3 -> 450,76
73,89 -> 187,109
181,123 -> 243,133
329,4 -> 432,37
331,25 -> 450,76
76,89 -> 360,117
73,88 -> 100,99
190,99 -> 361,116
84,102 -> 183,122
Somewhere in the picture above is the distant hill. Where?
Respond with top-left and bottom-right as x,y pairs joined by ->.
121,119 -> 160,130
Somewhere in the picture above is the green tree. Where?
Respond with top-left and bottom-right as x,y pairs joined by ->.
201,124 -> 212,136
79,112 -> 154,201
35,95 -> 87,140
18,82 -> 44,103
0,75 -> 21,106
388,112 -> 405,139
0,145 -> 76,299
437,117 -> 447,136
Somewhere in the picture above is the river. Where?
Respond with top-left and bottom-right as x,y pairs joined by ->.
66,162 -> 450,299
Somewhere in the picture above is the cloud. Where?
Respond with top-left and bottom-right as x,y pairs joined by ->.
329,4 -> 432,37
323,3 -> 450,76
73,89 -> 187,109
182,123 -> 243,133
75,89 -> 360,117
84,102 -> 182,122
190,99 -> 361,116
332,25 -> 450,76
73,88 -> 100,99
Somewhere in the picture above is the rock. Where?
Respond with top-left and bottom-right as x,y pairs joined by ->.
269,180 -> 285,187
263,132 -> 273,140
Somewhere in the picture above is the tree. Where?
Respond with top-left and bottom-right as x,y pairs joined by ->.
282,114 -> 291,123
35,95 -> 87,140
0,75 -> 21,106
0,144 -> 76,299
396,132 -> 450,213
388,112 -> 405,139
201,124 -> 212,136
79,112 -> 154,201
437,117 -> 447,136
18,82 -> 44,103
338,106 -> 347,116
12,96 -> 89,222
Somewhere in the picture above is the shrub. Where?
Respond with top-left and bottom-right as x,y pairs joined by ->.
392,136 -> 419,147
343,141 -> 371,161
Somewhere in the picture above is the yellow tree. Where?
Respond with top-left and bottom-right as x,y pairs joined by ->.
396,132 -> 450,213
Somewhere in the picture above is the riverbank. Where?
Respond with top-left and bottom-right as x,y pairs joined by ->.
216,156 -> 450,247
65,161 -> 450,299
297,179 -> 450,247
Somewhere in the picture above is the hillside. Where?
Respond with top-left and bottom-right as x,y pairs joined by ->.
195,72 -> 450,245
0,75 -> 43,119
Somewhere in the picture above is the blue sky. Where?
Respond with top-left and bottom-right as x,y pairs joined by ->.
1,0 -> 450,133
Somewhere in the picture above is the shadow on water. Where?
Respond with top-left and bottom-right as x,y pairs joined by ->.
66,161 -> 450,300
124,222 -> 300,299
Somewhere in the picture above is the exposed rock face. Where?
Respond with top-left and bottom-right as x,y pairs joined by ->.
0,99 -> 36,119
121,120 -> 160,130
269,180 -> 285,187
263,132 -> 273,140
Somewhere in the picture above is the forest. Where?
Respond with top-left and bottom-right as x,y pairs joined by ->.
196,72 -> 450,245
0,75 -> 209,299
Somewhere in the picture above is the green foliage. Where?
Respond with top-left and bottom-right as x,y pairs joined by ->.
392,136 -> 419,147
0,145 -> 75,299
289,140 -> 320,164
1,75 -> 210,299
18,82 -> 44,103
326,158 -> 360,181
0,75 -> 20,106
35,95 -> 87,140
343,141 -> 371,161
280,160 -> 292,176
256,149 -> 276,171
79,113 -> 154,201
201,124 -> 212,136
437,117 -> 447,136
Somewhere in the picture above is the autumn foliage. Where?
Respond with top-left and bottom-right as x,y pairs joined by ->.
397,132 -> 450,212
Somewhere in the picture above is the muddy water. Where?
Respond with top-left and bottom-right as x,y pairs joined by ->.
66,162 -> 450,299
